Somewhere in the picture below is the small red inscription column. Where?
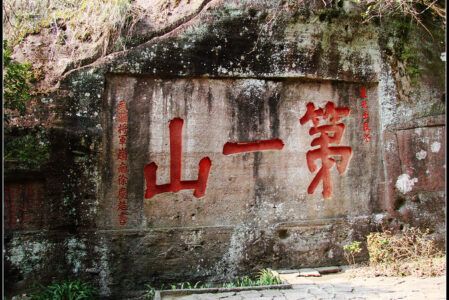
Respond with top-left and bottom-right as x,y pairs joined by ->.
359,87 -> 371,142
116,100 -> 129,225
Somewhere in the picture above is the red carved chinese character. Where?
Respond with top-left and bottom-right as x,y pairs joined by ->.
118,112 -> 128,123
223,139 -> 284,155
363,122 -> 370,132
361,100 -> 368,109
362,111 -> 369,120
117,199 -> 128,210
360,87 -> 367,99
118,174 -> 128,185
300,102 -> 324,127
117,148 -> 128,161
117,124 -> 128,134
300,102 -> 352,199
363,134 -> 371,142
117,100 -> 127,112
119,135 -> 127,145
118,162 -> 128,174
144,118 -> 212,199
118,187 -> 127,199
119,212 -> 127,225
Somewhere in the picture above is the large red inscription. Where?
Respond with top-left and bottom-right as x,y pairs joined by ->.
222,139 -> 284,155
142,100 -> 353,201
132,96 -> 356,201
300,102 -> 352,199
144,118 -> 212,199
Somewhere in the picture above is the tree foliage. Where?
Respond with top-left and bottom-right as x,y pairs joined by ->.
3,40 -> 34,121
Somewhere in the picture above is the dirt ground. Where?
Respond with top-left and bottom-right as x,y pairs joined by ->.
163,265 -> 446,299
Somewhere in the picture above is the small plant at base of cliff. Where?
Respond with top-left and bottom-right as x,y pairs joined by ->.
3,40 -> 34,123
256,268 -> 283,285
366,227 -> 445,277
29,280 -> 98,300
154,269 -> 283,292
222,269 -> 282,287
144,284 -> 156,300
343,241 -> 362,265
170,281 -> 205,290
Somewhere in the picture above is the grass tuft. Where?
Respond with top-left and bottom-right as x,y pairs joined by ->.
28,280 -> 97,300
3,0 -> 140,54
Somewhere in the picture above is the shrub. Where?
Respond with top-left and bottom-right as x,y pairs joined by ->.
3,40 -> 34,122
367,227 -> 440,264
343,241 -> 362,265
366,227 -> 444,277
4,130 -> 50,169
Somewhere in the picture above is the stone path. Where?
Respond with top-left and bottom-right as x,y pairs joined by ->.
163,274 -> 446,299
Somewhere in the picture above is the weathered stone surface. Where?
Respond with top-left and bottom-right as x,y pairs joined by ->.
396,126 -> 445,192
380,115 -> 446,242
3,0 -> 445,299
100,76 -> 380,230
276,269 -> 298,274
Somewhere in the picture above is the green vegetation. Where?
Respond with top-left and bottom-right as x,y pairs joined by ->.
144,284 -> 156,300
382,18 -> 423,84
343,241 -> 362,265
256,268 -> 283,285
308,1 -> 444,88
4,130 -> 50,169
29,280 -> 98,300
366,227 -> 444,277
169,281 -> 212,290
144,269 -> 283,299
3,40 -> 34,122
356,1 -> 444,86
399,42 -> 421,85
221,268 -> 283,288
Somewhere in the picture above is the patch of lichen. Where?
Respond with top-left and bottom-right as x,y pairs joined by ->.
421,100 -> 446,117
4,127 -> 50,170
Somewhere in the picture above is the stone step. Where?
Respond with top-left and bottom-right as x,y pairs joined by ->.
297,268 -> 321,277
315,266 -> 341,274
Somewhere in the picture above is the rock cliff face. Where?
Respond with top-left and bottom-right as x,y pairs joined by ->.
4,0 -> 445,298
